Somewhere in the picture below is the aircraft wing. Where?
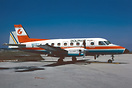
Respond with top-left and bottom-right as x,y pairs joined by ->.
38,44 -> 68,56
3,43 -> 26,46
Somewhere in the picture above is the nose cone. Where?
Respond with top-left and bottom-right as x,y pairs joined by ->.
123,49 -> 130,54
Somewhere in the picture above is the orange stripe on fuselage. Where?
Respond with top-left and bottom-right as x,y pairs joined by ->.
21,46 -> 125,51
61,46 -> 125,49
86,46 -> 125,49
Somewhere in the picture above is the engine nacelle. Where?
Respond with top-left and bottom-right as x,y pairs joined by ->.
65,48 -> 85,56
26,43 -> 40,48
26,43 -> 32,47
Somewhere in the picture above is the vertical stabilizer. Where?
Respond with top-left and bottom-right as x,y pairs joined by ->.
14,24 -> 30,43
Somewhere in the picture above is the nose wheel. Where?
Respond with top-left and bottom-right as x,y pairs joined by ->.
108,59 -> 112,63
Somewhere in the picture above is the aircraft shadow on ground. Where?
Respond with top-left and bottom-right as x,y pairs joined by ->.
44,60 -> 86,67
44,59 -> 128,67
0,66 -> 45,72
0,60 -> 128,72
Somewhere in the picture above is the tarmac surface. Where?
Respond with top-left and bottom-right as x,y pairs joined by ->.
0,54 -> 132,88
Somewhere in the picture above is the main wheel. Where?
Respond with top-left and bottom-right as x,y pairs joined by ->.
57,59 -> 63,64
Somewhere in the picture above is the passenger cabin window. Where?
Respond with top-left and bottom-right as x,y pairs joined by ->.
57,43 -> 61,46
51,43 -> 54,46
99,41 -> 106,45
70,43 -> 73,46
46,43 -> 49,45
76,42 -> 80,46
91,42 -> 94,45
64,43 -> 67,46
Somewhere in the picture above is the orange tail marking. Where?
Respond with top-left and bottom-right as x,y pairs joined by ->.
14,24 -> 49,43
17,35 -> 48,43
17,35 -> 30,43
14,24 -> 23,28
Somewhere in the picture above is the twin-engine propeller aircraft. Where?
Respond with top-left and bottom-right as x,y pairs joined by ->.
4,24 -> 129,63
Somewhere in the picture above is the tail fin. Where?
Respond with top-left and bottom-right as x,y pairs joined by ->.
14,24 -> 30,43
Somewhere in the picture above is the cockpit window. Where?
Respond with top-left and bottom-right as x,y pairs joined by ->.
99,41 -> 106,45
104,41 -> 111,45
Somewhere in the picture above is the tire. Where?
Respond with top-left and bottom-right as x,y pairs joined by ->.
57,59 -> 63,64
108,59 -> 112,63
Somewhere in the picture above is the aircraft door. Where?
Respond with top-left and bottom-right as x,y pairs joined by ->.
86,40 -> 95,47
83,40 -> 86,49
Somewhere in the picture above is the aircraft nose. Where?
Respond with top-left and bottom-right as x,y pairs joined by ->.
123,49 -> 129,54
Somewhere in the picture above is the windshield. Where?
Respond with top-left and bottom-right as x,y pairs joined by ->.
104,41 -> 111,45
99,41 -> 106,45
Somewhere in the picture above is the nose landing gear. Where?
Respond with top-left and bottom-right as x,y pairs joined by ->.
108,55 -> 114,63
108,59 -> 112,63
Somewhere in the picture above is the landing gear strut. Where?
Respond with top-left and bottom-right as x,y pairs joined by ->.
72,56 -> 77,63
112,55 -> 114,61
94,55 -> 96,60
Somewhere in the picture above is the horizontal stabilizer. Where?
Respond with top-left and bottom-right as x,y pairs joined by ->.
3,43 -> 26,46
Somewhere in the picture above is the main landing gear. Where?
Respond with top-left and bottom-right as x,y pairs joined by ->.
72,56 -> 77,63
57,57 -> 64,64
57,56 -> 77,64
108,55 -> 114,63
